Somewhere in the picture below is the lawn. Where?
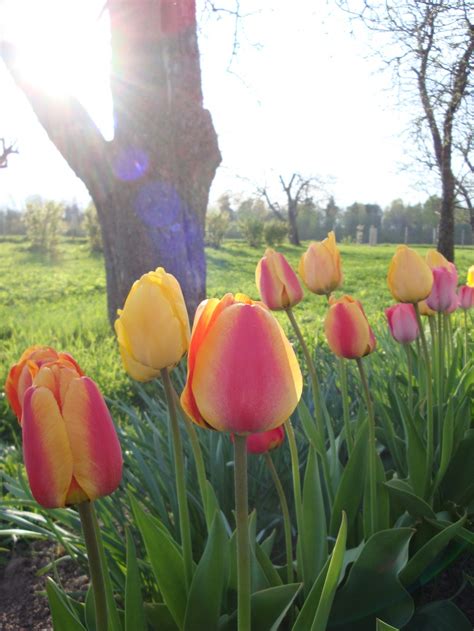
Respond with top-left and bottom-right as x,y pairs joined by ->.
0,237 -> 472,416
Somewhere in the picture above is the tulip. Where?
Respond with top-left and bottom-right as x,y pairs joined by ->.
181,293 -> 303,434
426,249 -> 451,270
115,267 -> 190,381
468,266 -> 474,288
5,345 -> 83,421
298,231 -> 343,295
19,358 -> 122,508
458,285 -> 474,310
426,266 -> 458,313
245,427 -> 285,454
387,245 -> 433,303
324,295 -> 376,359
255,248 -> 303,310
385,303 -> 419,344
418,299 -> 436,317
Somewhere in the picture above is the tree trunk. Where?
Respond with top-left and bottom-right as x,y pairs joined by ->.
287,202 -> 300,246
437,167 -> 456,262
2,0 -> 221,323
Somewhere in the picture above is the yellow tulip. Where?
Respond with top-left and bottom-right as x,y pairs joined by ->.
468,265 -> 474,288
115,268 -> 190,381
298,231 -> 343,295
387,246 -> 433,303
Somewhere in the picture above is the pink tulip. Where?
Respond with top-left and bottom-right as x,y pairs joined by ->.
385,304 -> 419,344
245,427 -> 285,454
458,285 -> 474,310
426,265 -> 458,313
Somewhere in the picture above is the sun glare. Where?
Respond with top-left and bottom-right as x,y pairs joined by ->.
2,0 -> 113,138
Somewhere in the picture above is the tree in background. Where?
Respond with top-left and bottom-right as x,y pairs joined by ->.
261,173 -> 324,245
84,203 -> 103,254
24,197 -> 64,256
0,138 -> 17,169
347,0 -> 473,261
2,1 -> 221,321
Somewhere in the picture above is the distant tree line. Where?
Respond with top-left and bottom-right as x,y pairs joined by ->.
0,197 -> 103,255
206,193 -> 473,248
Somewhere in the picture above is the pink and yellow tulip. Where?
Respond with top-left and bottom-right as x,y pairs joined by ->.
298,231 -> 343,295
256,248 -> 303,310
9,354 -> 122,508
426,266 -> 458,313
325,295 -> 376,359
387,245 -> 433,303
115,267 -> 190,381
385,303 -> 419,344
245,427 -> 285,454
181,293 -> 302,434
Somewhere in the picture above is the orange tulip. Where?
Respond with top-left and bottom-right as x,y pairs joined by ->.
255,248 -> 303,310
5,345 -> 84,421
325,295 -> 376,359
8,351 -> 122,508
181,293 -> 302,434
387,245 -> 433,303
298,231 -> 343,295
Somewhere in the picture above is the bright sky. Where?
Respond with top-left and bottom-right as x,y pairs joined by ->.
0,0 -> 433,210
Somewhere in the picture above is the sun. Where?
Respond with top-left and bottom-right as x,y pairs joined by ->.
2,0 -> 113,138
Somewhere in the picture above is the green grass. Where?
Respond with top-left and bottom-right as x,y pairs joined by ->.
0,236 -> 472,439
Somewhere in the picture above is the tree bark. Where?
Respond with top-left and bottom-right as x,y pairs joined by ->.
287,201 -> 300,246
437,172 -> 456,261
2,0 -> 221,322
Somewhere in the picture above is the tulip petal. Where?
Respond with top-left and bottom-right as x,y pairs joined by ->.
325,302 -> 371,359
22,387 -> 73,508
62,377 -> 122,502
190,303 -> 302,433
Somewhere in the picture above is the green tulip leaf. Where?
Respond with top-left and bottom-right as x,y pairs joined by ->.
298,399 -> 326,456
302,446 -> 328,587
125,528 -> 146,631
184,512 -> 229,631
144,603 -> 178,630
46,578 -> 87,631
402,600 -> 471,631
432,400 -> 455,491
440,430 -> 474,506
131,496 -> 187,629
399,514 -> 466,587
376,619 -> 399,630
328,528 -> 414,631
255,542 -> 283,587
385,479 -> 436,520
84,585 -> 96,631
330,421 -> 368,540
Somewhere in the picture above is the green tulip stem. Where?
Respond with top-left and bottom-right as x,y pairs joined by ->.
171,386 -> 211,531
464,310 -> 469,366
437,312 -> 445,417
338,357 -> 353,455
264,452 -> 293,584
162,368 -> 194,591
414,303 -> 434,497
285,419 -> 307,585
355,358 -> 377,539
285,306 -> 334,500
403,344 -> 414,416
78,501 -> 108,631
234,434 -> 251,631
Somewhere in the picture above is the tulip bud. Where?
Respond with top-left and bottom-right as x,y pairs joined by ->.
458,285 -> 474,310
256,248 -> 303,310
298,231 -> 343,295
426,266 -> 458,313
181,293 -> 302,434
115,267 -> 190,381
232,427 -> 285,455
10,354 -> 123,508
5,345 -> 84,421
426,249 -> 451,270
324,295 -> 376,359
418,300 -> 436,317
468,266 -> 474,288
385,304 -> 419,344
387,245 -> 433,303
